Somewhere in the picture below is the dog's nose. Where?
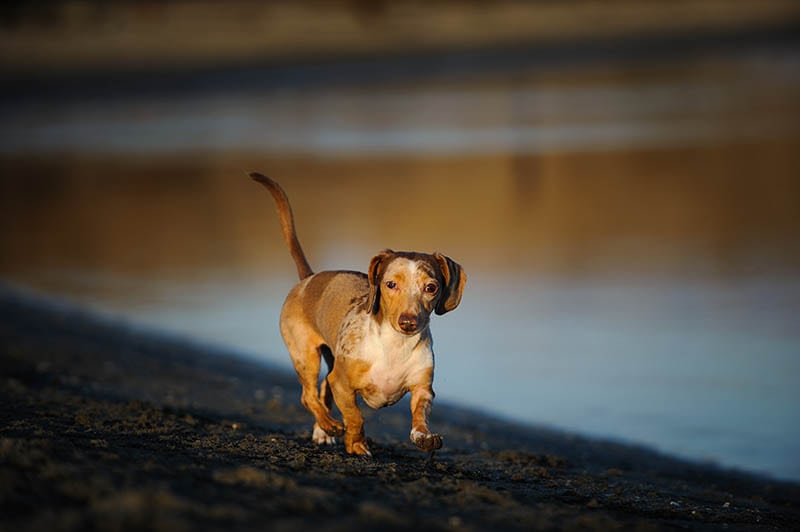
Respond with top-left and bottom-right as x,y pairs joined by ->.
398,313 -> 418,333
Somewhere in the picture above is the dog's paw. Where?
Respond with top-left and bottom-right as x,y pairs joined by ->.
312,423 -> 336,445
347,440 -> 372,457
411,429 -> 443,452
344,434 -> 372,457
320,418 -> 345,438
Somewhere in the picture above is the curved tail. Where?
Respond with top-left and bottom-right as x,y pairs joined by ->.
250,172 -> 314,280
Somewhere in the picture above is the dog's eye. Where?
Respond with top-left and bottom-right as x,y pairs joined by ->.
385,280 -> 397,289
424,283 -> 438,294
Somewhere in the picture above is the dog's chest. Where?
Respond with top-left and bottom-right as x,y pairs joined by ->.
349,322 -> 433,409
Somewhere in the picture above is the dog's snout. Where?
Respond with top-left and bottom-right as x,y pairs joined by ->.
398,313 -> 419,333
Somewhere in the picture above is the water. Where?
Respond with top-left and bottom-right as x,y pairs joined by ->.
4,54 -> 800,155
2,48 -> 799,481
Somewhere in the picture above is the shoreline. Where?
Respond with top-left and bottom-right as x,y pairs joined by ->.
1,285 -> 798,530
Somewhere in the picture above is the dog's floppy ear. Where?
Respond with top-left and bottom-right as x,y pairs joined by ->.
367,249 -> 394,314
434,252 -> 466,315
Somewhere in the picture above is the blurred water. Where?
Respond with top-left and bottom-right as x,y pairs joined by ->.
3,55 -> 800,155
2,48 -> 799,481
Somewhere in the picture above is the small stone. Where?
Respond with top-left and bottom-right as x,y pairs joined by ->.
586,498 -> 602,509
448,515 -> 463,528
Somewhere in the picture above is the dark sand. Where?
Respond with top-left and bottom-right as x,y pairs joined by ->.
1,287 -> 798,531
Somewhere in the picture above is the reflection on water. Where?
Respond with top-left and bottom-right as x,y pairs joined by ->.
2,50 -> 800,481
3,53 -> 800,155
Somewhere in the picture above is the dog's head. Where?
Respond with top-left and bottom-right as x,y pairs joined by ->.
367,249 -> 466,335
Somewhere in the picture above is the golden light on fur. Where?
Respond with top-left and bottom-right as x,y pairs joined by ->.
250,172 -> 467,455
252,173 -> 465,456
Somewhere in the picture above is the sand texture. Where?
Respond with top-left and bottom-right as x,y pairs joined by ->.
1,288 -> 798,531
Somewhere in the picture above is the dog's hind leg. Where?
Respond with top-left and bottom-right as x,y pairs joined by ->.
313,345 -> 337,445
280,319 -> 344,442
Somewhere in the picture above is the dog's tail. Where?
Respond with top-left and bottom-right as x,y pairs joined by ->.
250,172 -> 314,280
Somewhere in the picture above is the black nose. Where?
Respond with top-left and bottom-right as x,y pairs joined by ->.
398,314 -> 418,333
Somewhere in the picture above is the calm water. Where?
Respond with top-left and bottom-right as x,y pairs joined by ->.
2,48 -> 799,480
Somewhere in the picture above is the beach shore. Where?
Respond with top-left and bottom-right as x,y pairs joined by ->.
1,286 -> 798,531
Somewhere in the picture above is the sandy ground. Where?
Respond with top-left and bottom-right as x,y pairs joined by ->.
1,286 -> 799,531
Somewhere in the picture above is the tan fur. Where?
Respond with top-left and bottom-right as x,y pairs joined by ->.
252,173 -> 466,456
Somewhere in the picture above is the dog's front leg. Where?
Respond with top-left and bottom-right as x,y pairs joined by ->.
328,363 -> 371,456
409,378 -> 443,452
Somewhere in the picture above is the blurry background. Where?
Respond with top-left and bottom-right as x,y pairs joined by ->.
1,1 -> 799,480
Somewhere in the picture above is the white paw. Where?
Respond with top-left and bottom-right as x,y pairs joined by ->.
312,423 -> 336,445
410,428 -> 426,441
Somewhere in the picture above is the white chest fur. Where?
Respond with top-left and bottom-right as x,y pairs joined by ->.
341,318 -> 434,409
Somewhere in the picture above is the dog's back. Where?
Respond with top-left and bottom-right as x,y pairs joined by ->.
283,270 -> 369,350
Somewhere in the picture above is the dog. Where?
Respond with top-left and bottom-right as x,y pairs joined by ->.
251,172 -> 466,456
